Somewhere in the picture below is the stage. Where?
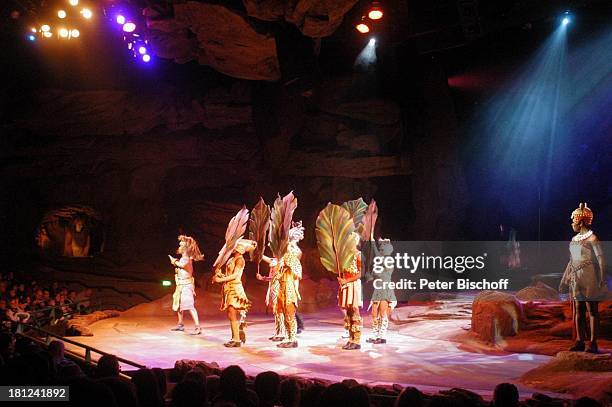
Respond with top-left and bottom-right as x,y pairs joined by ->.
62,293 -> 568,400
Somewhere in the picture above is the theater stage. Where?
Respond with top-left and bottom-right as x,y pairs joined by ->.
62,293 -> 566,400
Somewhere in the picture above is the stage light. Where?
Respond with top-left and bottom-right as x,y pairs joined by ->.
43,32 -> 53,38
81,8 -> 93,19
58,10 -> 67,19
142,54 -> 151,62
369,38 -> 376,45
138,46 -> 146,55
123,22 -> 136,33
59,28 -> 69,38
116,15 -> 126,25
162,280 -> 171,287
127,42 -> 133,50
368,2 -> 383,20
27,34 -> 36,41
71,29 -> 80,38
69,0 -> 79,6
30,27 -> 37,33
356,22 -> 370,34
561,11 -> 572,26
41,24 -> 50,32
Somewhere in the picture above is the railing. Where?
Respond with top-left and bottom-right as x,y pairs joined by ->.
17,322 -> 146,371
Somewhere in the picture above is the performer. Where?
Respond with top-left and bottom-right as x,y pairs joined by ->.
213,239 -> 256,347
338,232 -> 363,350
367,238 -> 396,344
169,235 -> 204,335
275,221 -> 304,348
256,256 -> 285,341
559,203 -> 608,353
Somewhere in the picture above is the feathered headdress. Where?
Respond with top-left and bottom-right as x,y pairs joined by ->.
249,197 -> 271,271
316,203 -> 356,275
289,221 -> 305,242
213,206 -> 250,269
269,191 -> 298,259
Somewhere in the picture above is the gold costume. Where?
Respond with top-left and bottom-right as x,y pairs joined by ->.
339,253 -> 363,345
276,244 -> 302,344
220,255 -> 251,312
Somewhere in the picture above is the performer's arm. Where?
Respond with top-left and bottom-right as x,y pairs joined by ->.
216,257 -> 245,282
591,236 -> 607,287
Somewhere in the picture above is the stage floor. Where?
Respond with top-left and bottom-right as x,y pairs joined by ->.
63,298 -> 565,399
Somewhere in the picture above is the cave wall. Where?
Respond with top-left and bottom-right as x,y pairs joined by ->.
0,61 -> 468,277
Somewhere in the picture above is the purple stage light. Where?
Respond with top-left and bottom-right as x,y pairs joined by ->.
138,46 -> 146,55
123,22 -> 136,33
142,54 -> 151,62
116,15 -> 125,25
127,42 -> 133,50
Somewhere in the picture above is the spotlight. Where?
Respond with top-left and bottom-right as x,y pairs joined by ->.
138,46 -> 147,55
59,28 -> 69,38
368,2 -> 384,20
71,29 -> 80,38
123,22 -> 136,33
41,24 -> 50,32
127,42 -> 133,50
69,0 -> 79,6
561,11 -> 572,26
81,8 -> 93,19
142,54 -> 151,62
116,15 -> 126,25
58,10 -> 67,19
27,34 -> 36,41
30,27 -> 37,33
43,32 -> 53,38
356,21 -> 370,34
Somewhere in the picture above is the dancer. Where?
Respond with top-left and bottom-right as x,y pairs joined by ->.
559,203 -> 608,353
213,238 -> 256,347
275,221 -> 304,348
169,235 -> 204,335
256,256 -> 285,341
367,238 -> 396,344
338,232 -> 363,350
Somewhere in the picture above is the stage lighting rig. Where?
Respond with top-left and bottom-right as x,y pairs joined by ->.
355,1 -> 384,35
25,0 -> 95,42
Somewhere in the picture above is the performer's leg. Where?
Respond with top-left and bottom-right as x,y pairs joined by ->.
271,301 -> 285,341
171,311 -> 184,331
350,306 -> 362,346
585,301 -> 599,353
188,309 -> 201,335
367,302 -> 380,343
239,310 -> 247,343
342,308 -> 352,348
377,301 -> 389,344
278,303 -> 298,348
296,312 -> 304,333
341,308 -> 349,339
570,301 -> 587,351
224,306 -> 241,347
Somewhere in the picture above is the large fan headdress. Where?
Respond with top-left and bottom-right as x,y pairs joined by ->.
269,191 -> 298,260
213,206 -> 250,269
248,197 -> 271,272
315,203 -> 356,275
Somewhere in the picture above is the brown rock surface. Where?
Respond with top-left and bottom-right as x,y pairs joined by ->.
520,351 -> 612,405
174,2 -> 281,81
66,310 -> 120,336
471,291 -> 523,343
516,281 -> 560,301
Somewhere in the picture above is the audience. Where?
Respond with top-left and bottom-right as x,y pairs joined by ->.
0,271 -> 95,333
254,371 -> 280,407
96,354 -> 121,378
492,383 -> 519,407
